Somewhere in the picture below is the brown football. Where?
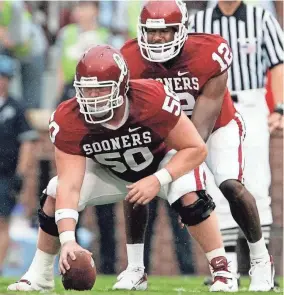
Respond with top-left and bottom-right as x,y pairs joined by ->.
62,251 -> 96,290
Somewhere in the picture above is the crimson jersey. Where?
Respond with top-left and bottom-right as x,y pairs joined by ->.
49,79 -> 181,182
121,33 -> 236,129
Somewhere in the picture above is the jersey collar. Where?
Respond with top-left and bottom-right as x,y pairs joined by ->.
101,96 -> 130,130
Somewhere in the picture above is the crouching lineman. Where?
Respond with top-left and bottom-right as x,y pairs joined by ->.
8,45 -> 236,292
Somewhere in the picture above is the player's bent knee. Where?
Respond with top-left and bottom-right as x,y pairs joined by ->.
171,190 -> 216,226
38,193 -> 59,237
179,191 -> 199,205
219,179 -> 246,202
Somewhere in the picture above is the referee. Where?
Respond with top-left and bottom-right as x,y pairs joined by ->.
189,0 -> 283,291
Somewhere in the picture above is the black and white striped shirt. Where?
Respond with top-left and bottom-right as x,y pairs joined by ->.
188,1 -> 284,92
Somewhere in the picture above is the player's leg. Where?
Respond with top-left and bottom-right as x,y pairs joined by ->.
144,199 -> 159,273
86,159 -> 117,275
237,101 -> 274,291
240,107 -> 272,229
113,197 -> 194,291
172,192 -> 222,250
204,165 -> 240,284
8,192 -> 59,291
155,151 -> 236,292
207,112 -> 274,291
123,201 -> 148,265
8,167 -> 127,292
112,201 -> 148,291
95,204 -> 116,274
113,154 -> 218,291
171,190 -> 237,292
166,202 -> 195,275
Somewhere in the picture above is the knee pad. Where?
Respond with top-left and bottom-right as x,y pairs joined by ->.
171,190 -> 216,226
38,193 -> 59,237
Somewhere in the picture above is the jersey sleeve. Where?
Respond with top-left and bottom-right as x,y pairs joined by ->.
48,104 -> 85,156
120,39 -> 144,79
207,34 -> 233,77
144,82 -> 182,139
120,39 -> 133,58
188,34 -> 233,79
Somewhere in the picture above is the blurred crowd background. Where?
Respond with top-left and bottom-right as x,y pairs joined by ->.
0,0 -> 283,278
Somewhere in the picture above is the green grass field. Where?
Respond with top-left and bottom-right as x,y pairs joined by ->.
0,276 -> 282,295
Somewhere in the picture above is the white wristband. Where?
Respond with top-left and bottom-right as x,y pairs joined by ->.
55,209 -> 79,224
59,231 -> 75,245
154,168 -> 173,186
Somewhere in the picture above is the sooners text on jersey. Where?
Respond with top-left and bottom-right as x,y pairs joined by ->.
49,80 -> 181,182
121,33 -> 236,129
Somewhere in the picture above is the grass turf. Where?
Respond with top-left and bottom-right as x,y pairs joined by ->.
0,276 -> 282,295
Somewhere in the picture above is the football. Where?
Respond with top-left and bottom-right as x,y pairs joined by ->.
62,251 -> 96,291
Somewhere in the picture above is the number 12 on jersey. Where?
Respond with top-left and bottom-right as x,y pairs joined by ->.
212,42 -> 233,72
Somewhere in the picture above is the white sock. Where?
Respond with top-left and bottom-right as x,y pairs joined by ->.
226,251 -> 238,275
206,247 -> 226,263
126,244 -> 144,269
28,249 -> 56,280
248,237 -> 269,260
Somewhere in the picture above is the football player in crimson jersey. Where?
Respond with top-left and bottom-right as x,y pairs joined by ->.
8,46 -> 235,292
117,0 -> 274,292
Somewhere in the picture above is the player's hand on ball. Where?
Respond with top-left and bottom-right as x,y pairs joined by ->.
125,175 -> 160,206
59,241 -> 92,274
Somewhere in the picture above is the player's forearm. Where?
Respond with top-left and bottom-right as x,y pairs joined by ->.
165,145 -> 207,181
191,97 -> 223,142
270,64 -> 284,106
55,189 -> 80,234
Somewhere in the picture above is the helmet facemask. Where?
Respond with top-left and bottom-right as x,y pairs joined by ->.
74,53 -> 128,124
138,20 -> 187,62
